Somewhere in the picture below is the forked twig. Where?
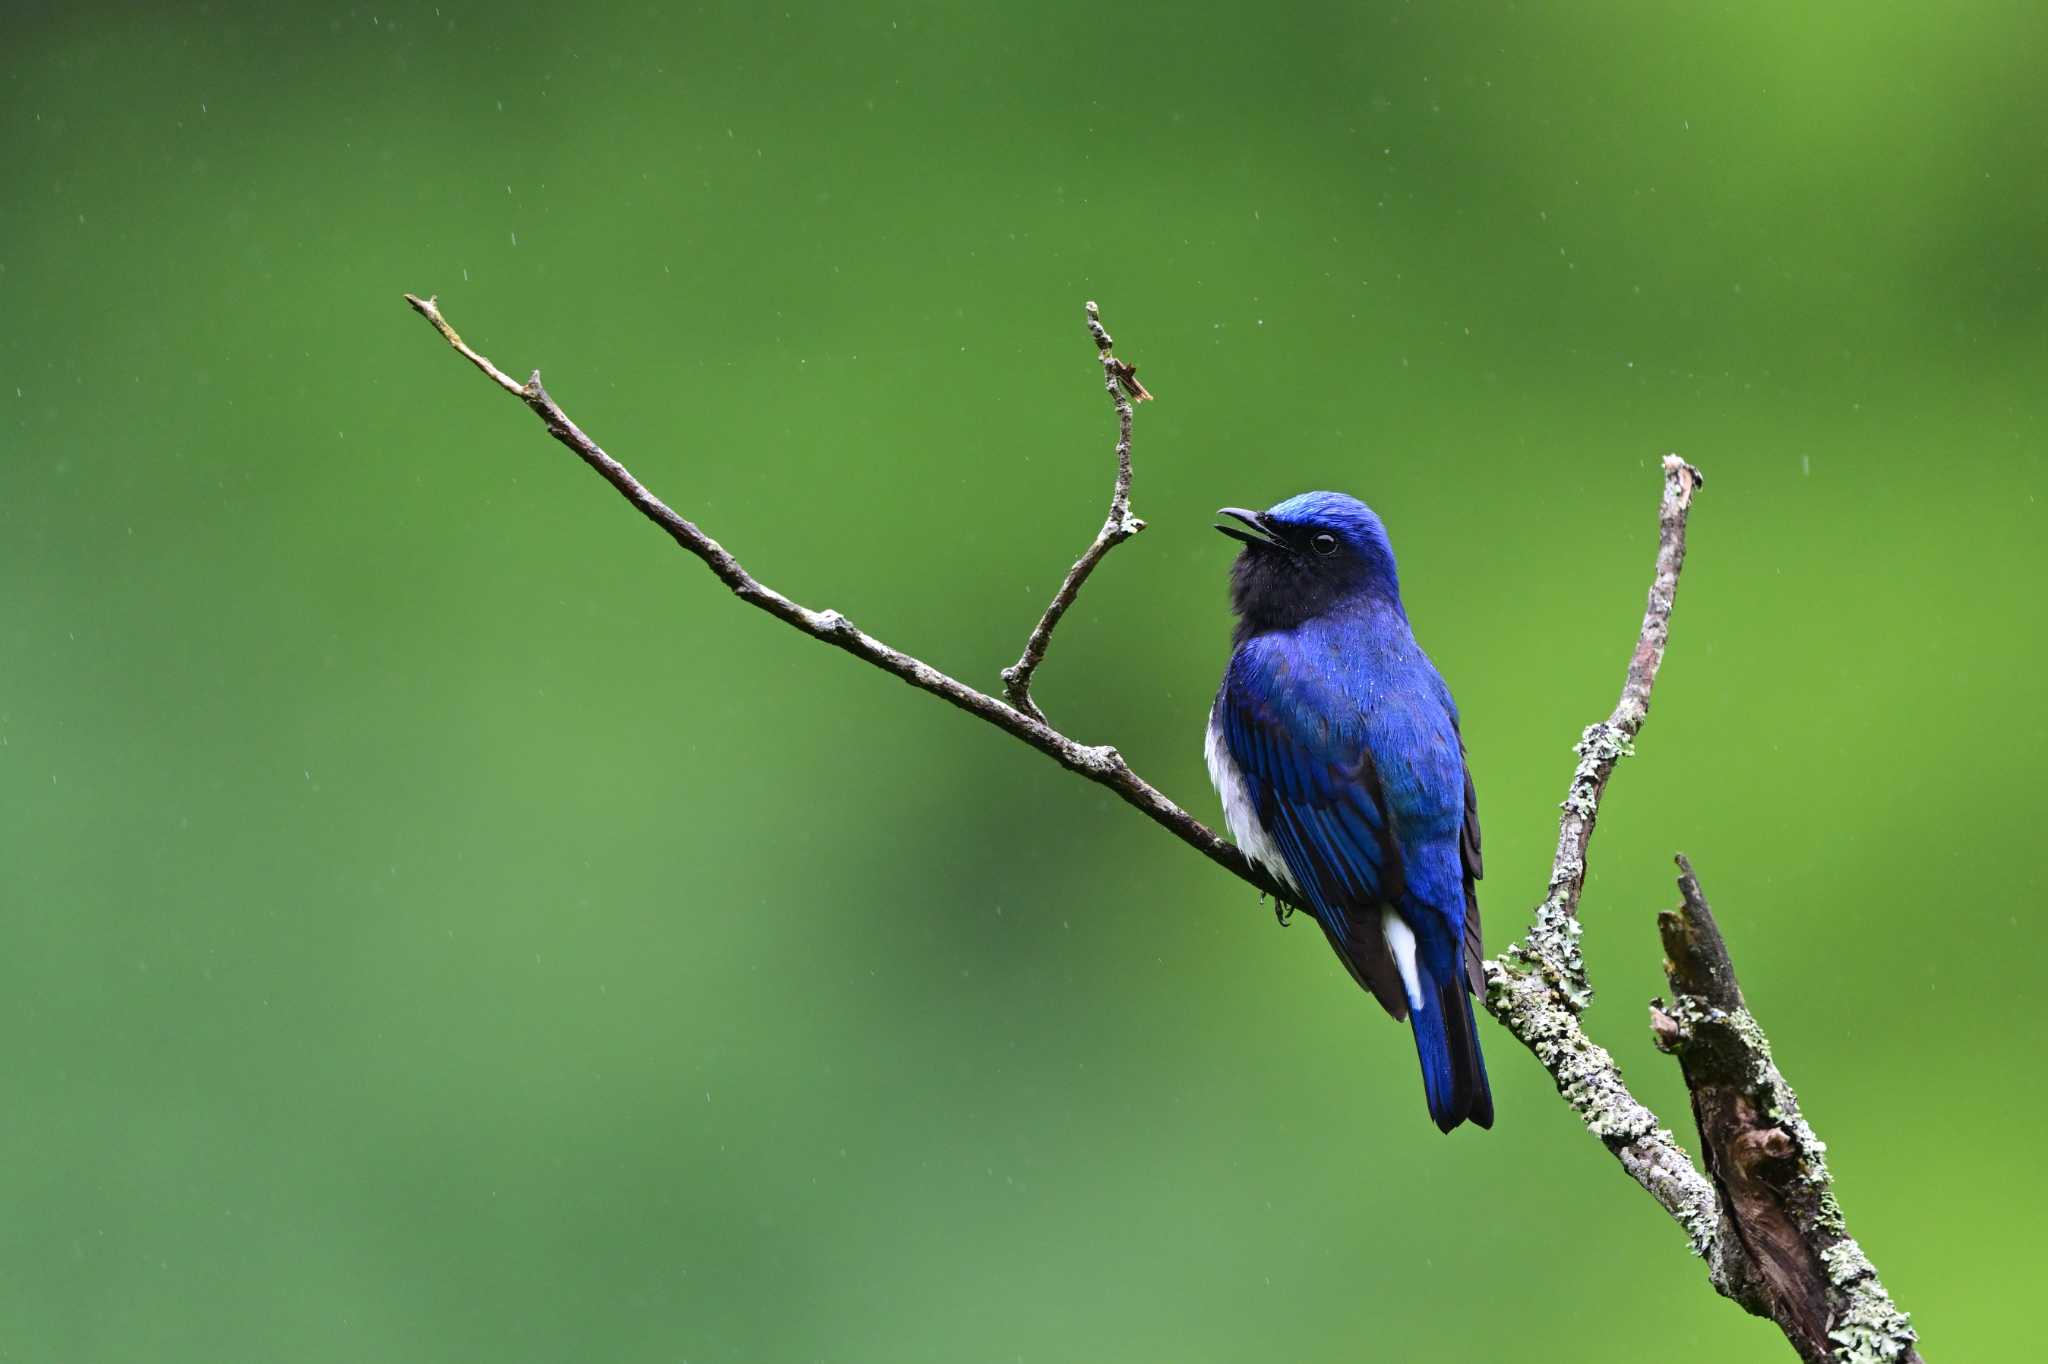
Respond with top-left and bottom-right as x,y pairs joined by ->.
399,292 -> 1287,904
999,302 -> 1149,724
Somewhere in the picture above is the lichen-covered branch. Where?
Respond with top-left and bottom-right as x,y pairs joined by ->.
1484,454 -> 1699,1035
1652,858 -> 1922,1363
1482,459 -> 1705,1199
404,298 -> 1920,1360
1483,460 -> 1921,1361
1485,946 -> 1724,1247
1000,301 -> 1150,725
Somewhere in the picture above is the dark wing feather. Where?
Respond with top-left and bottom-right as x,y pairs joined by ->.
1457,729 -> 1485,995
1220,680 -> 1411,1020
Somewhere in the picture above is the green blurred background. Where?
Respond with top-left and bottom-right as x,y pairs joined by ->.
4,2 -> 2043,1359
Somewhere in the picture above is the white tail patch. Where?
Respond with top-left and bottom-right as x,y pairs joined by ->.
1383,909 -> 1425,1013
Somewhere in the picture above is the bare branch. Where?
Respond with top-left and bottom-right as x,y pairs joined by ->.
1653,858 -> 1923,1363
400,292 -> 1288,906
999,301 -> 1149,724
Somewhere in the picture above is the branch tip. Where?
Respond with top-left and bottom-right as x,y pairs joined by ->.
1000,302 -> 1150,720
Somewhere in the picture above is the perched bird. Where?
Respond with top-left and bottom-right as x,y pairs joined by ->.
1206,492 -> 1493,1133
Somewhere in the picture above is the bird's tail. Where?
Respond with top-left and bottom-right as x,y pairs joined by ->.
1409,966 -> 1494,1134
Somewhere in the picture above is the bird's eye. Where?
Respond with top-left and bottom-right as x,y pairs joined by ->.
1310,532 -> 1338,556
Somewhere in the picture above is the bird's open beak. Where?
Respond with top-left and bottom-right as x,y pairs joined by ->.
1215,507 -> 1285,550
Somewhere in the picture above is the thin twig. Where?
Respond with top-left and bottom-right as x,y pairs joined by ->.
400,292 -> 1286,905
999,301 -> 1149,724
404,293 -> 528,396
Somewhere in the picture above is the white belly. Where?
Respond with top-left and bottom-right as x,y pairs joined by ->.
1204,712 -> 1298,893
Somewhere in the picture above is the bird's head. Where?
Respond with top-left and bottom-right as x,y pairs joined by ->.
1215,490 -> 1403,636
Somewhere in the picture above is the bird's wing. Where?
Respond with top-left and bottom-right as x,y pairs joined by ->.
1218,667 -> 1411,1020
1457,728 -> 1486,995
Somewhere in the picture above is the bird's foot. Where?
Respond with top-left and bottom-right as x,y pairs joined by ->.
1271,897 -> 1295,927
